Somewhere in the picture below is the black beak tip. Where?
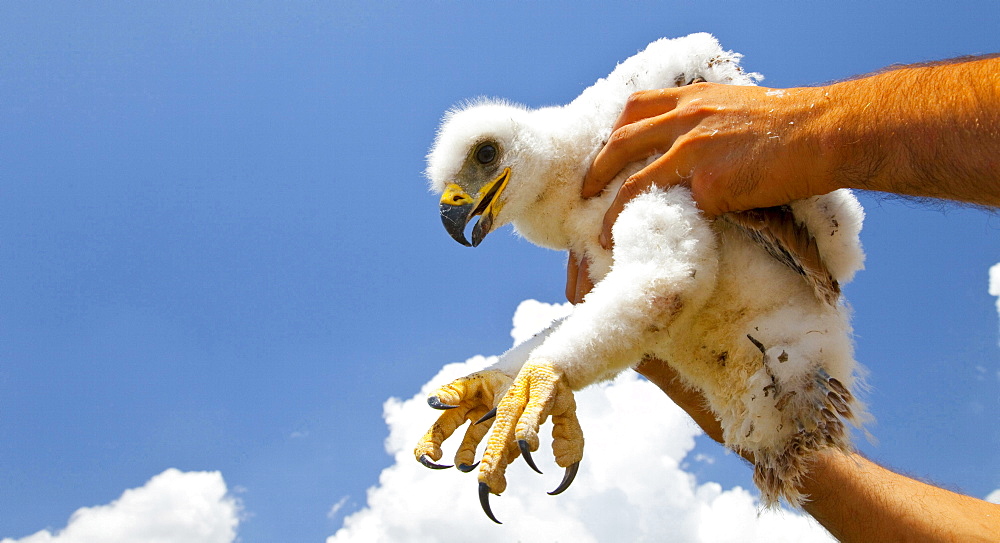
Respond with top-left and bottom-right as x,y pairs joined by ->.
440,203 -> 474,247
451,231 -> 473,247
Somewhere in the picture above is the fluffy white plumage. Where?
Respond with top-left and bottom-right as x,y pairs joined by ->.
418,33 -> 868,512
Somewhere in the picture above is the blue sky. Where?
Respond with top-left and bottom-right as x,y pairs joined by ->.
1,2 -> 997,541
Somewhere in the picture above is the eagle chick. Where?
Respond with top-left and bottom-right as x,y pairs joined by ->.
415,33 -> 867,523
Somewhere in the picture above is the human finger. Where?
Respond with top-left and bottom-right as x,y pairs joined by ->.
573,255 -> 593,304
599,175 -> 648,249
610,88 -> 682,132
565,251 -> 580,304
598,150 -> 693,248
582,92 -> 686,198
583,120 -> 674,199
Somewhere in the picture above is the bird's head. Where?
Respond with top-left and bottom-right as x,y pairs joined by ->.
425,100 -> 546,247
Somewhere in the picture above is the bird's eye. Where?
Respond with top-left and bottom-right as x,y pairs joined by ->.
474,143 -> 497,165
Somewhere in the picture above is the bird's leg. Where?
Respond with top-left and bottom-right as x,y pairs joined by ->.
476,359 -> 582,523
415,318 -> 574,518
473,187 -> 719,522
414,318 -> 567,472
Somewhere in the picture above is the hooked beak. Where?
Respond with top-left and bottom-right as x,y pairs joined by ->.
439,167 -> 510,247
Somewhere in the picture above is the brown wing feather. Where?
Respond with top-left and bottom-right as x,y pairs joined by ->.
722,207 -> 840,306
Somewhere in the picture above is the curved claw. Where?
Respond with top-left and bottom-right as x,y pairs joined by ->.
427,396 -> 458,410
547,461 -> 580,495
418,454 -> 453,470
518,439 -> 543,474
475,407 -> 498,425
479,482 -> 502,524
457,461 -> 480,473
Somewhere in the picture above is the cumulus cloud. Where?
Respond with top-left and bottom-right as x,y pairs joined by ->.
989,263 -> 1000,336
329,300 -> 833,542
986,489 -> 1000,504
1,469 -> 240,543
990,264 -> 1000,298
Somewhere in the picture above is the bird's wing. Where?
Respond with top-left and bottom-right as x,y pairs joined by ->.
722,207 -> 840,306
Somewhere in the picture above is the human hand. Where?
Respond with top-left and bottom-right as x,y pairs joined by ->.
583,82 -> 838,247
564,250 -> 593,305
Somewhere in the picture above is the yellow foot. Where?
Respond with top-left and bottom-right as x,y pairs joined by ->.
414,370 -> 513,472
477,359 -> 583,524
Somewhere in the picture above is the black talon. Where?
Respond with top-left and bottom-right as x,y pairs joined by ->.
418,454 -> 452,470
548,461 -> 580,495
457,461 -> 479,473
427,396 -> 458,410
519,439 -> 543,474
475,407 -> 498,425
479,482 -> 502,524
746,334 -> 766,354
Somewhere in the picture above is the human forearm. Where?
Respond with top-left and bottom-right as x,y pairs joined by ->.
801,450 -> 1000,542
820,55 -> 1000,206
635,357 -> 1000,542
584,54 -> 1000,222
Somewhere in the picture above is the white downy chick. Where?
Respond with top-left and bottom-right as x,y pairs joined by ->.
420,32 -> 867,513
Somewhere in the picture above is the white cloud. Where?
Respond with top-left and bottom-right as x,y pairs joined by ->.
989,263 -> 1000,299
328,496 -> 351,519
329,300 -> 833,542
989,263 -> 1000,341
2,469 -> 240,543
986,489 -> 1000,504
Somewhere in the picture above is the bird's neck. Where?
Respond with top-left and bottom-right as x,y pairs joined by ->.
511,165 -> 585,250
510,112 -> 611,251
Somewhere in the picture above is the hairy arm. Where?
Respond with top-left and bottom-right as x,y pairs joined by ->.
823,55 -> 1000,205
802,450 -> 1000,542
584,54 -> 1000,232
571,54 -> 1000,538
635,357 -> 1000,543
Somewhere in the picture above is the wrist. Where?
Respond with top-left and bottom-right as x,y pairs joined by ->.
806,57 -> 1000,205
807,79 -> 891,195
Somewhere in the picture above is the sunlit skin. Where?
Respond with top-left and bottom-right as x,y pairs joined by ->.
583,54 -> 1000,246
635,359 -> 1000,543
571,55 -> 1000,542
